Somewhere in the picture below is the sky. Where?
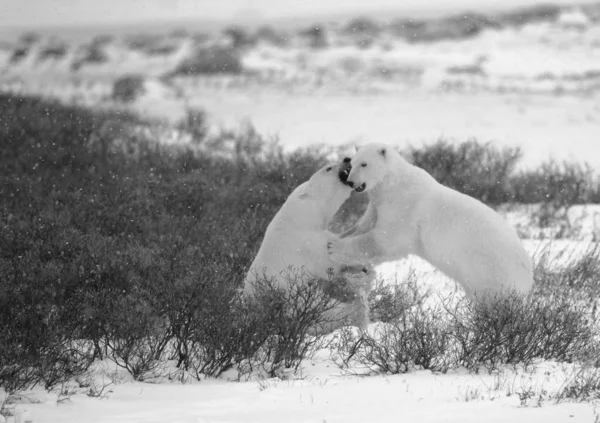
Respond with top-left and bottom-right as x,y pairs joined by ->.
0,0 -> 584,29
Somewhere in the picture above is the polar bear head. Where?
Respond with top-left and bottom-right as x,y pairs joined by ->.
305,161 -> 353,199
294,161 -> 354,223
345,143 -> 395,193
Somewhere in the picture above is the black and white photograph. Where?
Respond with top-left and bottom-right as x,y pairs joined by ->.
1,0 -> 600,421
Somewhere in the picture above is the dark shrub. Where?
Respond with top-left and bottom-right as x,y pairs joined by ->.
126,34 -> 178,56
71,42 -> 108,71
223,26 -> 254,49
9,46 -> 29,63
389,18 -> 427,39
512,161 -> 598,206
177,108 -> 208,143
0,93 -> 336,389
500,4 -> 562,26
333,303 -> 457,374
244,270 -> 345,377
170,46 -> 243,75
449,291 -> 596,371
344,17 -> 381,47
112,75 -> 146,103
299,25 -> 328,49
255,26 -> 289,47
38,40 -> 68,61
390,13 -> 498,43
367,272 -> 427,323
407,139 -> 522,205
19,32 -> 40,45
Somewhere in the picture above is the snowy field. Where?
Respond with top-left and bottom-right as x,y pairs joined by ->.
6,233 -> 600,423
1,4 -> 600,168
13,359 -> 600,423
2,2 -> 600,423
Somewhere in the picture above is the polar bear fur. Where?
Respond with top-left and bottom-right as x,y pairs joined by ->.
327,143 -> 533,298
243,163 -> 375,330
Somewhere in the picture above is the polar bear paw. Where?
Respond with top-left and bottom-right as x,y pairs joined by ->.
327,238 -> 355,265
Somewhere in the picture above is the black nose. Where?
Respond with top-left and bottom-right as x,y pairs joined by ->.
343,157 -> 351,163
347,181 -> 354,188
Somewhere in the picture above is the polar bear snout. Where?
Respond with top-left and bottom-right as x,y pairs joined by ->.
346,177 -> 366,192
354,182 -> 366,192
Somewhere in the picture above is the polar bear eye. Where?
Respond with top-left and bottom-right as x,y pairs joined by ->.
361,163 -> 367,168
326,167 -> 332,172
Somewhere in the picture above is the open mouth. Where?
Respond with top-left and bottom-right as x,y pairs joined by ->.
338,166 -> 351,185
354,183 -> 366,192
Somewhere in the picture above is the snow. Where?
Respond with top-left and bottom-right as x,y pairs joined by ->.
558,8 -> 592,29
187,90 -> 600,170
5,231 -> 600,423
15,363 -> 599,423
1,18 -> 599,170
3,8 -> 600,423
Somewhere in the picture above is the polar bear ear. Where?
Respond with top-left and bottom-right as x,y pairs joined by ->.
379,147 -> 386,158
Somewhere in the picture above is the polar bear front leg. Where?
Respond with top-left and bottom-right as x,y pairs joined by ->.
328,232 -> 384,265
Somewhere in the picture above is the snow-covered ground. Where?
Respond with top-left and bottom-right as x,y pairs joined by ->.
3,5 -> 600,422
187,89 -> 600,170
5,231 -> 600,423
1,6 -> 599,170
13,360 -> 600,423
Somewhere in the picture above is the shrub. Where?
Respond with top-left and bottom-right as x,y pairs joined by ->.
170,46 -> 243,76
343,17 -> 381,47
71,42 -> 108,71
534,243 -> 600,304
112,75 -> 146,102
2,92 -> 599,394
333,303 -> 457,374
37,41 -> 68,61
0,93 -> 336,389
389,13 -> 498,43
223,26 -> 254,49
447,292 -> 594,371
499,4 -> 562,26
177,108 -> 209,143
255,26 -> 289,47
389,19 -> 426,39
299,25 -> 328,49
244,270 -> 345,377
512,161 -> 598,207
556,368 -> 600,402
367,271 -> 427,323
126,34 -> 178,56
9,46 -> 29,63
344,17 -> 381,36
407,139 -> 522,205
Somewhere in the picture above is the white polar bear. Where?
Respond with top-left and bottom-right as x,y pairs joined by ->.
327,143 -> 533,298
243,162 -> 375,330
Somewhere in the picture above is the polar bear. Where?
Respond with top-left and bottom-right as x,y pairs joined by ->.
327,143 -> 533,298
243,162 -> 375,330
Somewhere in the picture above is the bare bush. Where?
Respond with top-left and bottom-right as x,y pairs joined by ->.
334,303 -> 457,374
556,367 -> 600,403
367,272 -> 427,323
244,270 -> 346,378
170,46 -> 243,76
